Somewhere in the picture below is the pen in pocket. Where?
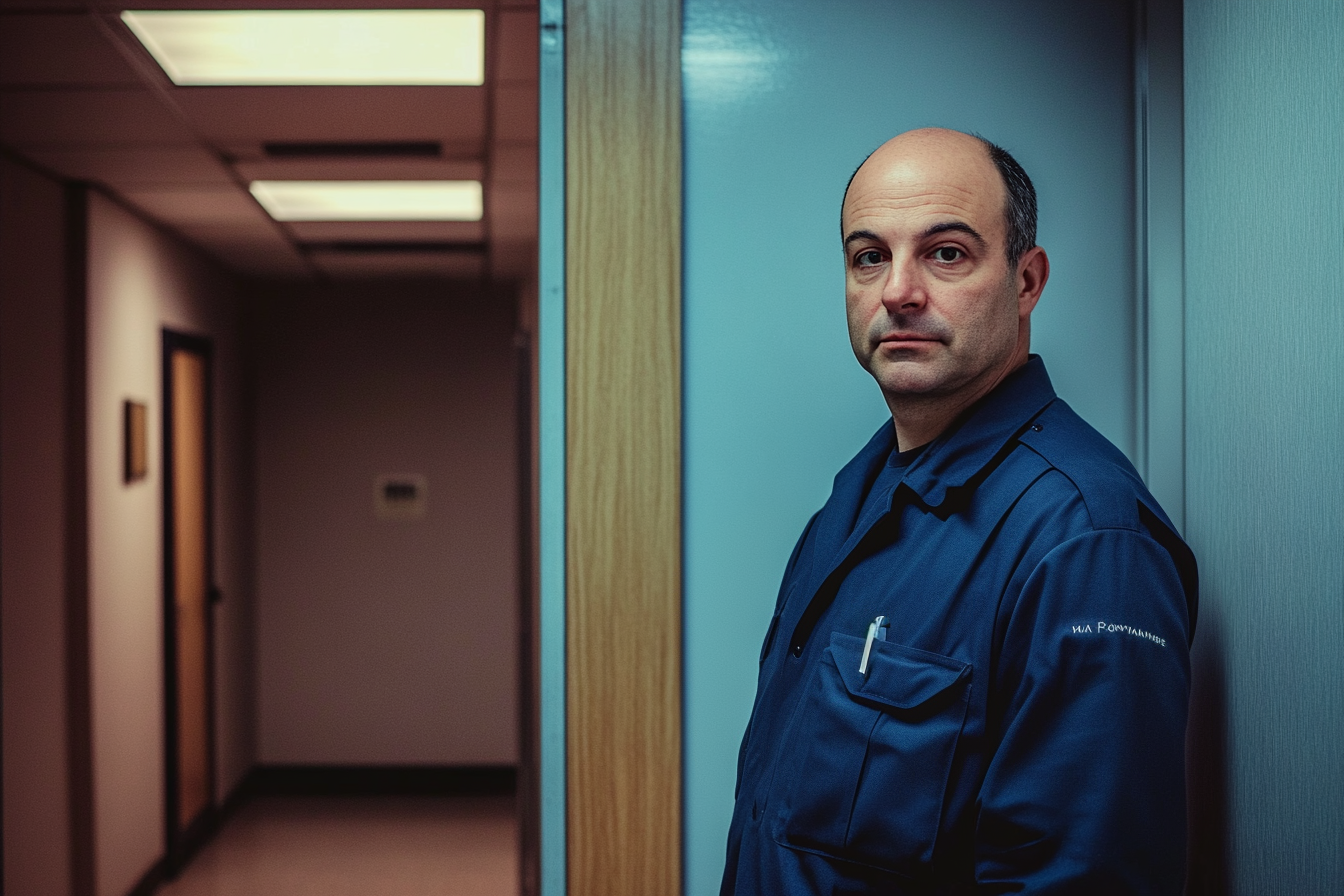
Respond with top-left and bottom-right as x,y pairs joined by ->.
859,614 -> 887,674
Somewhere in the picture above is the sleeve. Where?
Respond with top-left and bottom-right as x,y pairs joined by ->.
974,527 -> 1193,895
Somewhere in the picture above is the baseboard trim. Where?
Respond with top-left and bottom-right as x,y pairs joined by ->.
124,776 -> 244,893
124,858 -> 167,896
247,764 -> 517,797
174,770 -> 257,883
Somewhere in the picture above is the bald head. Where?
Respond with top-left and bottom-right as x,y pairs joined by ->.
843,128 -> 1037,268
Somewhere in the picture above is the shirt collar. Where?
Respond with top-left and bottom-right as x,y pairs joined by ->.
900,355 -> 1058,510
798,357 -> 1060,634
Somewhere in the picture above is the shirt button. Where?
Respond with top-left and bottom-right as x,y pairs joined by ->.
791,644 -> 803,657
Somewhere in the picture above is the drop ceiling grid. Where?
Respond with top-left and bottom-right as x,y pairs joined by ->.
0,0 -> 538,281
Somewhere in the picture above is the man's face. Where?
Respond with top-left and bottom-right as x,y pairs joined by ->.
841,130 -> 1037,415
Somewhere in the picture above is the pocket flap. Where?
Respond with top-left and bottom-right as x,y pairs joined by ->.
830,631 -> 970,709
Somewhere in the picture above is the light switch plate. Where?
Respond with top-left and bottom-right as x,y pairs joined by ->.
373,473 -> 428,519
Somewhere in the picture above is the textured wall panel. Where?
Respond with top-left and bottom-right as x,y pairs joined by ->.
1184,2 -> 1344,893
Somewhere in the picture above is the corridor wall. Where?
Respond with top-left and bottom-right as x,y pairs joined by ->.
85,192 -> 254,896
1,152 -> 76,896
3,170 -> 255,896
251,282 -> 519,766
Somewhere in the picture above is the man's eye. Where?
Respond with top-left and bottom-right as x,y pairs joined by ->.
855,250 -> 883,267
931,246 -> 964,263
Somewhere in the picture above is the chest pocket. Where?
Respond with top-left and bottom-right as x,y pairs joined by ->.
779,631 -> 971,875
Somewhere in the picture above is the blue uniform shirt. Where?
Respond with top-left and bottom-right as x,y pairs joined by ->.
722,357 -> 1198,895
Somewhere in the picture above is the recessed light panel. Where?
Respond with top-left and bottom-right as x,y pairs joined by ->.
249,181 -> 484,222
121,9 -> 485,86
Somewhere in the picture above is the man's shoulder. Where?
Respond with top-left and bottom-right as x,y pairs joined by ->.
1009,397 -> 1199,642
1014,399 -> 1163,534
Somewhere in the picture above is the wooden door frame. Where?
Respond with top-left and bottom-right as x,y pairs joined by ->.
558,1 -> 683,894
160,328 -> 218,873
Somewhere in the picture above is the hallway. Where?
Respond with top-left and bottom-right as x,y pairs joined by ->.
0,3 -> 539,893
157,795 -> 517,896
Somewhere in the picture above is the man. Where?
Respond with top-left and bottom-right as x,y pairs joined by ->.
721,128 -> 1197,895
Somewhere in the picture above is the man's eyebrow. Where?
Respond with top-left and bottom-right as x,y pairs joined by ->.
842,222 -> 988,250
924,221 -> 987,248
842,229 -> 882,248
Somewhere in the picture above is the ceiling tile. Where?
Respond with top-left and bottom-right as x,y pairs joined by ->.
207,243 -> 311,279
487,182 -> 537,240
489,142 -> 537,186
308,248 -> 486,279
496,9 -> 539,83
166,222 -> 309,277
492,83 -> 537,142
0,88 -> 192,145
171,86 -> 487,145
285,220 -> 485,243
170,220 -> 288,247
22,144 -> 233,187
121,185 -> 269,227
489,236 -> 536,282
0,0 -> 90,10
0,13 -> 143,87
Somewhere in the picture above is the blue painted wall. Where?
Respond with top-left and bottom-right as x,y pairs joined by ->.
681,2 -> 1139,891
1183,2 -> 1344,892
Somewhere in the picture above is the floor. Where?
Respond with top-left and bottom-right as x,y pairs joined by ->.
157,795 -> 518,896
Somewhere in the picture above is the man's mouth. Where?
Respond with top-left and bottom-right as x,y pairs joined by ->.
878,332 -> 941,347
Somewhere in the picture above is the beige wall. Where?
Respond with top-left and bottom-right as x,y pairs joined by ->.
1,154 -> 75,896
86,192 -> 254,896
252,282 -> 518,765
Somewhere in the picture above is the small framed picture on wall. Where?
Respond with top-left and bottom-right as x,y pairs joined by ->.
124,399 -> 148,483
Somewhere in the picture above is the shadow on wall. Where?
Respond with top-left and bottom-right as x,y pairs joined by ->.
1186,611 -> 1228,895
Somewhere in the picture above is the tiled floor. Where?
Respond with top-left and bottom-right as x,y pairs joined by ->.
157,795 -> 518,896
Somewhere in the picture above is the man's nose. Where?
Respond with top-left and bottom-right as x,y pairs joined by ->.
880,254 -> 926,312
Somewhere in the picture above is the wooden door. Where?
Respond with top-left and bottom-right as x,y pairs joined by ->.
163,331 -> 215,866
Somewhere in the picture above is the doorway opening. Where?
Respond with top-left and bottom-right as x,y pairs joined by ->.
161,329 -> 217,872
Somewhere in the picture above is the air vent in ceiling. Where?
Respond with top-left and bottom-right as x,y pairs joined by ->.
263,141 -> 443,158
300,241 -> 487,254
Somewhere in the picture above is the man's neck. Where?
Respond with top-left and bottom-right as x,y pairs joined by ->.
886,355 -> 1029,451
888,398 -> 964,452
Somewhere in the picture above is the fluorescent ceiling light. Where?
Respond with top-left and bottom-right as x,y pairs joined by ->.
121,9 -> 484,86
249,181 -> 483,221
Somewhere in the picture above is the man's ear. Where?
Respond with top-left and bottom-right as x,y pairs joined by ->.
1016,246 -> 1049,317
